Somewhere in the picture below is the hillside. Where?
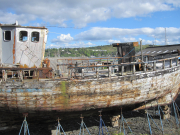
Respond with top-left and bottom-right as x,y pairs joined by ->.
45,44 -> 153,57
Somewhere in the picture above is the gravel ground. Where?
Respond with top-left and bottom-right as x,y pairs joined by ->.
1,106 -> 180,135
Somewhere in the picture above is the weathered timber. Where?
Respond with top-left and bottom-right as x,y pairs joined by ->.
0,66 -> 179,114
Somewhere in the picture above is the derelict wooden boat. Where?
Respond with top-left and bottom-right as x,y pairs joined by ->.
0,23 -> 180,121
0,56 -> 179,115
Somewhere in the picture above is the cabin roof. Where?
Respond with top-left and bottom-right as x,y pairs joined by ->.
0,23 -> 47,29
136,44 -> 180,56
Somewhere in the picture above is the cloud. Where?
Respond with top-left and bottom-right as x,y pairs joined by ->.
75,27 -> 180,45
46,41 -> 95,48
50,26 -> 180,47
0,11 -> 36,24
51,34 -> 73,43
0,0 -> 180,27
107,39 -> 121,44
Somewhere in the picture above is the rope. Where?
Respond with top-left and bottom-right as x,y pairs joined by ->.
116,47 -> 135,62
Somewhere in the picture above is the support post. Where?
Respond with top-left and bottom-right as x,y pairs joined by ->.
176,58 -> 179,66
112,66 -> 114,74
133,64 -> 135,74
2,70 -> 7,82
170,59 -> 172,67
140,40 -> 143,62
163,60 -> 165,69
108,66 -> 111,78
143,63 -> 146,72
121,66 -> 124,76
68,69 -> 72,79
153,61 -> 156,71
52,71 -> 55,81
19,70 -> 23,81
96,67 -> 99,79
81,69 -> 84,79
37,70 -> 39,81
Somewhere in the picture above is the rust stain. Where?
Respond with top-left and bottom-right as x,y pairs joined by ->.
19,64 -> 36,68
134,88 -> 140,98
13,31 -> 16,64
133,42 -> 139,47
107,99 -> 111,107
43,58 -> 50,68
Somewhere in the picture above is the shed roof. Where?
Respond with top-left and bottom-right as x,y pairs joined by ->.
136,44 -> 180,56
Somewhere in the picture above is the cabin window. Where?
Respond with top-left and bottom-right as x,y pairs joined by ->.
31,32 -> 39,42
4,31 -> 11,41
19,31 -> 28,41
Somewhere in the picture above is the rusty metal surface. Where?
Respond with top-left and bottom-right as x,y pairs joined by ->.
0,65 -> 180,113
0,67 -> 53,80
133,42 -> 139,47
43,58 -> 50,68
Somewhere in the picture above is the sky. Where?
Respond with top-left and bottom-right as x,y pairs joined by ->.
0,0 -> 180,48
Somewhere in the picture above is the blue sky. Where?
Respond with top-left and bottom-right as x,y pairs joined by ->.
0,0 -> 180,48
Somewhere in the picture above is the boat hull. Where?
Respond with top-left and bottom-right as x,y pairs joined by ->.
0,66 -> 179,114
